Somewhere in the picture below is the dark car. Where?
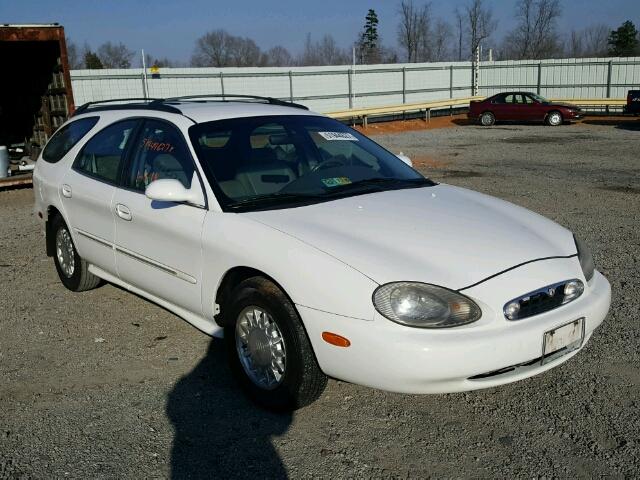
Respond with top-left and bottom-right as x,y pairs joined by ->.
469,92 -> 582,127
624,90 -> 640,115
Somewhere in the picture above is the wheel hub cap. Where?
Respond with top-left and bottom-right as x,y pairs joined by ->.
56,227 -> 75,278
235,307 -> 286,390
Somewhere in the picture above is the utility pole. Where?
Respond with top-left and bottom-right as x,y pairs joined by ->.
141,49 -> 149,99
472,44 -> 480,96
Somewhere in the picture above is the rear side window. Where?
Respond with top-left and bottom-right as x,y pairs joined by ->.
73,120 -> 138,184
42,117 -> 99,163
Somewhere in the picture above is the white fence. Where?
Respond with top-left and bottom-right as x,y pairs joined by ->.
70,56 -> 640,113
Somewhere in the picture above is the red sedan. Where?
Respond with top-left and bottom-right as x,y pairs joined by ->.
469,92 -> 583,126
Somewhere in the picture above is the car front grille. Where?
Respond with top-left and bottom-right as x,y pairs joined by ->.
504,280 -> 575,321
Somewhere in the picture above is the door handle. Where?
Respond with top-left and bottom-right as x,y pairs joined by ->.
115,204 -> 132,221
61,184 -> 72,198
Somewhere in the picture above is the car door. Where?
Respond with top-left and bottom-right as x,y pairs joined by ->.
489,94 -> 510,120
523,93 -> 547,121
113,118 -> 207,315
61,119 -> 140,276
502,93 -> 524,120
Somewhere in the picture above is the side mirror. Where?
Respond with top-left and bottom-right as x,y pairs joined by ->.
396,152 -> 413,167
145,173 -> 205,207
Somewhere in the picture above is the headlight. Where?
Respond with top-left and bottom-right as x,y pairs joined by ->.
373,282 -> 482,328
574,235 -> 595,281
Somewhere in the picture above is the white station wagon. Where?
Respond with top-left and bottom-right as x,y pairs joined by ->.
33,95 -> 611,411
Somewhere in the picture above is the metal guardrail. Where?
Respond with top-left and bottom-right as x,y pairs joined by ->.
327,96 -> 484,126
326,97 -> 627,125
551,98 -> 627,106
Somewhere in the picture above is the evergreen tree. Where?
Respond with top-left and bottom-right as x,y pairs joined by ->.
607,20 -> 639,56
84,50 -> 103,69
359,9 -> 380,64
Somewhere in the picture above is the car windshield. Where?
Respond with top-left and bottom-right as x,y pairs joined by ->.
529,93 -> 549,103
189,115 -> 434,211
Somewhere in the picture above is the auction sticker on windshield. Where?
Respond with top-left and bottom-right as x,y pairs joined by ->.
318,132 -> 359,141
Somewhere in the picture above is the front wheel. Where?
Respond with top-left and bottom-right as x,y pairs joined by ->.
51,215 -> 101,292
546,111 -> 563,126
480,111 -> 495,126
224,277 -> 327,411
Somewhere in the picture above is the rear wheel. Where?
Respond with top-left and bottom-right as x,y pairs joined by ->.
546,110 -> 563,126
224,276 -> 327,411
480,111 -> 495,126
51,215 -> 101,292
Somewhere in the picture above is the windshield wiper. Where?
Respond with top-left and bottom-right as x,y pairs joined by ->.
227,178 -> 435,211
323,177 -> 434,194
228,192 -> 325,210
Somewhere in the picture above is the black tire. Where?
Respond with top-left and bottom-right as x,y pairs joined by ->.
51,215 -> 101,292
546,110 -> 563,126
224,276 -> 327,411
480,111 -> 495,126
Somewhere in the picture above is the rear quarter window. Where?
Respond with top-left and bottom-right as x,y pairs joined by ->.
42,117 -> 99,163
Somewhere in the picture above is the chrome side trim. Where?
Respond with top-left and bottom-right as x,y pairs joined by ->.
114,245 -> 197,285
75,228 -> 197,284
75,229 -> 112,248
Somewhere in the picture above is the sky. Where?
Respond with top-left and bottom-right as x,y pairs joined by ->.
1,0 -> 638,63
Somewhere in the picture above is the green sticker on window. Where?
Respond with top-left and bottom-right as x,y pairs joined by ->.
321,177 -> 352,187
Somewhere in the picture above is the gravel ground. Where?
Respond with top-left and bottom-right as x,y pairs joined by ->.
1,118 -> 639,479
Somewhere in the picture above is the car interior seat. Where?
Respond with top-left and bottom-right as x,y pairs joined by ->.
233,148 -> 296,196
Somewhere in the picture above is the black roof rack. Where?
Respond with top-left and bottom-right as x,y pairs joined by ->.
73,98 -> 182,116
72,94 -> 308,118
158,94 -> 309,110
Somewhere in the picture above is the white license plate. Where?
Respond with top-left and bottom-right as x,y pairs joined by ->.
542,318 -> 584,364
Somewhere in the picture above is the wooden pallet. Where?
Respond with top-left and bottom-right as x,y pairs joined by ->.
0,173 -> 33,190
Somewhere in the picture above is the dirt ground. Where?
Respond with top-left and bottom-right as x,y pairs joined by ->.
1,118 -> 639,479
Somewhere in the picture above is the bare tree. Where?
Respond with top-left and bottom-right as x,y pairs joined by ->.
228,36 -> 263,67
65,40 -> 84,69
264,45 -> 293,66
397,0 -> 431,63
298,34 -> 349,66
454,8 -> 465,61
567,24 -> 614,58
502,0 -> 562,59
465,0 -> 496,59
432,19 -> 453,61
191,30 -> 267,67
380,46 -> 401,64
141,53 -> 175,68
151,57 -> 174,68
97,41 -> 135,68
191,30 -> 235,67
582,24 -> 610,56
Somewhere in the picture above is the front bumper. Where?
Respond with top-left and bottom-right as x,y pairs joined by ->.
299,269 -> 610,394
566,110 -> 583,120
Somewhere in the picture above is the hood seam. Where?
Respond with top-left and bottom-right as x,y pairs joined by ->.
458,254 -> 578,292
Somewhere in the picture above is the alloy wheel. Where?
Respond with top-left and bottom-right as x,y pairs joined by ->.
55,227 -> 75,278
235,306 -> 286,390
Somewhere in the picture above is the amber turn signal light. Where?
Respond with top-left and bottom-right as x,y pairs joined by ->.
321,331 -> 351,347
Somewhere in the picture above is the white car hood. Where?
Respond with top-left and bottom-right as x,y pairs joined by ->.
245,184 -> 577,289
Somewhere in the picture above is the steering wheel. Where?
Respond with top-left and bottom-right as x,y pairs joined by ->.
311,157 -> 347,172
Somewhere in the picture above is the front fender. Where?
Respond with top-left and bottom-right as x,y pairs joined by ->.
201,212 -> 378,322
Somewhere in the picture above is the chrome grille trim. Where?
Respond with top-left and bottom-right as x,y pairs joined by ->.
503,279 -> 583,321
